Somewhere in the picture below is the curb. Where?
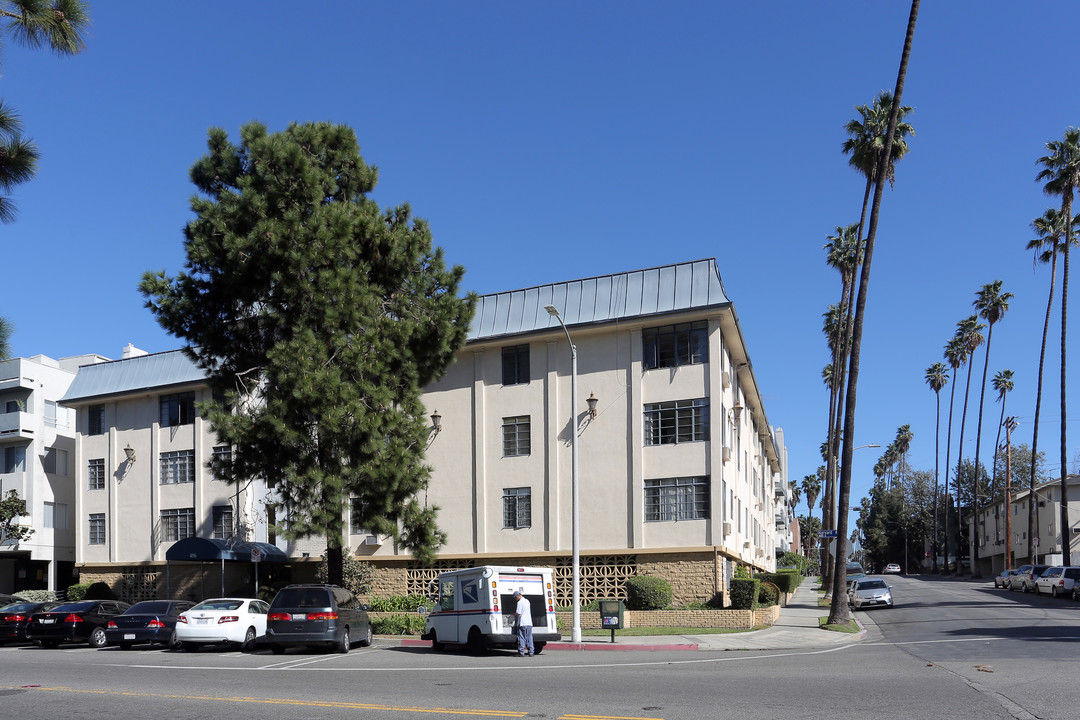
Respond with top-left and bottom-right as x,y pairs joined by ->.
397,638 -> 699,652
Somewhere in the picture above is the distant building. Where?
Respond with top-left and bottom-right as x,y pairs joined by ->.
972,475 -> 1080,574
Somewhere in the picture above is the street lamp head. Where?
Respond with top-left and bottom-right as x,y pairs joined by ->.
545,305 -> 560,318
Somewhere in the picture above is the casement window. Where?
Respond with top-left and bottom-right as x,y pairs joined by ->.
88,513 -> 106,544
88,458 -> 105,490
161,508 -> 195,542
212,505 -> 233,539
503,487 -> 532,529
643,398 -> 709,445
43,447 -> 69,476
88,404 -> 105,435
502,416 -> 531,457
160,450 -> 195,484
211,445 -> 232,481
642,321 -> 708,370
350,498 -> 369,534
501,345 -> 530,386
3,446 -> 26,473
44,501 -> 68,530
645,476 -> 710,522
159,392 -> 196,427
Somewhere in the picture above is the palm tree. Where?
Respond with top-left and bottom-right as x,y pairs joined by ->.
990,369 -> 1014,544
969,282 -> 1013,576
925,362 -> 949,573
1036,129 -> 1080,565
802,469 -> 822,562
830,0 -> 920,627
942,335 -> 968,571
954,315 -> 986,572
0,315 -> 11,361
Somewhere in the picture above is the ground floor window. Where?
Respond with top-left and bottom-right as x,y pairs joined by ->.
503,487 -> 531,528
161,507 -> 195,542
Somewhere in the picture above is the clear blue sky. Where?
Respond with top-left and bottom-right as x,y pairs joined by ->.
4,1 -> 1079,529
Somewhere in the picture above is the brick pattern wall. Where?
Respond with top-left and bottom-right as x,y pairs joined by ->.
636,554 -> 719,605
555,608 -> 766,630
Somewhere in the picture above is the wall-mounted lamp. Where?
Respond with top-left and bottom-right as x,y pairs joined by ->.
586,393 -> 598,419
430,410 -> 442,434
729,401 -> 743,425
124,445 -> 136,464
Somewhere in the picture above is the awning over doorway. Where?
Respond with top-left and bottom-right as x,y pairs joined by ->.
165,537 -> 288,563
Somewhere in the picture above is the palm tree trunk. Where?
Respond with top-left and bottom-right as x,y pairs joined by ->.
829,0 -> 919,625
933,389 -> 942,573
1060,194 -> 1072,566
970,324 -> 995,578
1031,253 -> 1057,563
944,368 -> 959,571
956,356 -> 975,573
992,395 -> 1007,547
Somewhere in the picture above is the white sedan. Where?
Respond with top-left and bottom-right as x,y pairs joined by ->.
884,564 -> 902,574
175,598 -> 269,651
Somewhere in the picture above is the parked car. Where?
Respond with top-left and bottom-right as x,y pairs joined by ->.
175,598 -> 269,652
0,593 -> 19,607
1009,564 -> 1050,593
846,562 -> 867,580
104,600 -> 195,649
28,600 -> 131,648
0,601 -> 62,644
266,584 -> 372,654
994,569 -> 1019,588
883,564 -> 902,574
1035,566 -> 1080,598
849,577 -> 894,609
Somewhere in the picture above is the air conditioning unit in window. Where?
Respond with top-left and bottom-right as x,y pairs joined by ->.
743,541 -> 751,548
722,372 -> 731,389
722,447 -> 732,463
723,522 -> 732,536
362,535 -> 381,546
755,548 -> 764,557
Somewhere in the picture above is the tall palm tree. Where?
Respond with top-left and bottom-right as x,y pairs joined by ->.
942,335 -> 968,572
925,362 -> 949,573
0,315 -> 12,361
1036,129 -> 1080,565
802,469 -> 822,562
990,369 -> 1014,545
830,0 -> 920,627
954,315 -> 986,572
969,282 -> 1013,576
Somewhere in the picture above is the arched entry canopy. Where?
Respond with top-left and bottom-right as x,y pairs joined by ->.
165,538 -> 289,598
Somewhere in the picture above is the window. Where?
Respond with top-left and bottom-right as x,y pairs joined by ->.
501,345 -> 530,386
43,447 -> 69,476
643,398 -> 709,445
642,321 -> 708,369
211,445 -> 232,481
89,513 -> 106,544
4,400 -> 19,413
502,416 -> 531,457
645,476 -> 710,521
159,392 -> 196,427
3,446 -> 26,473
160,450 -> 195,484
44,501 -> 68,530
267,505 -> 277,545
88,404 -> 105,435
350,498 -> 368,534
161,508 -> 195,542
45,400 -> 58,427
88,458 -> 105,490
503,487 -> 532,528
212,505 -> 233,539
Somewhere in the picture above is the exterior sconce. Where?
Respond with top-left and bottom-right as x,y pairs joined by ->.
124,445 -> 136,464
430,410 -> 442,434
586,393 -> 598,419
729,401 -> 743,425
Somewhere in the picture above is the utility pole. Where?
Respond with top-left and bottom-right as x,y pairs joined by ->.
1004,416 -> 1018,570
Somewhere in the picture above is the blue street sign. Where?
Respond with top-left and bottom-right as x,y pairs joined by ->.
818,529 -> 838,538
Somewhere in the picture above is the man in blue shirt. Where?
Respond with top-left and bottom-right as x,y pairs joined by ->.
513,590 -> 534,657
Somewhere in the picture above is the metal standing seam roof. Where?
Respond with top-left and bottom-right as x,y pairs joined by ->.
467,258 -> 731,341
61,349 -> 206,404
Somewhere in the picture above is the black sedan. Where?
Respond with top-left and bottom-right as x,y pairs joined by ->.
0,602 -> 62,644
104,600 -> 194,649
28,600 -> 131,648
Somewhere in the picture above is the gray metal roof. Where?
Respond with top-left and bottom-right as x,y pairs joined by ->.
61,349 -> 206,404
467,258 -> 730,341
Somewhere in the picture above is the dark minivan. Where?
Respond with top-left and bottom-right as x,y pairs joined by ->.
266,584 -> 371,654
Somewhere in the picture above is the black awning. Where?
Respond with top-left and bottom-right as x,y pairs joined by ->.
165,537 -> 289,562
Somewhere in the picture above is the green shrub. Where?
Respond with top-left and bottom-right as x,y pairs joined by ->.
728,578 -> 760,610
624,575 -> 672,610
65,583 -> 90,601
84,581 -> 117,600
733,564 -> 752,579
315,552 -> 376,597
371,613 -> 426,635
777,551 -> 810,575
758,571 -> 800,594
369,594 -> 430,612
758,581 -> 780,606
14,589 -> 57,602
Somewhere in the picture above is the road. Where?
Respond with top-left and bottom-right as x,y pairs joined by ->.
1,576 -> 1077,720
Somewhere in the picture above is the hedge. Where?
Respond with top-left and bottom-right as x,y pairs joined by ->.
758,571 -> 800,594
728,578 -> 760,610
624,575 -> 672,610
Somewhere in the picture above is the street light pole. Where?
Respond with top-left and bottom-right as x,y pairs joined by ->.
545,305 -> 581,644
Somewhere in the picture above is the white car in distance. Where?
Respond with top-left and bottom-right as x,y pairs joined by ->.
175,598 -> 269,651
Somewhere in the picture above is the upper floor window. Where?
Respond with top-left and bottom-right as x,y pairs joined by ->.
502,416 -> 531,457
161,507 -> 195,542
644,398 -> 709,445
503,487 -> 532,529
211,445 -> 232,481
642,321 -> 708,369
645,476 -> 710,521
44,501 -> 68,530
350,498 -> 369,534
160,450 -> 195,485
501,345 -> 530,386
212,505 -> 234,539
43,447 -> 69,476
88,513 -> 106,544
88,458 -> 106,490
3,446 -> 26,473
88,404 -> 105,435
160,392 -> 196,427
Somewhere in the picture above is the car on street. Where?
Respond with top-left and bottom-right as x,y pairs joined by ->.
266,584 -> 372,654
994,569 -> 1019,588
175,598 -> 269,652
27,600 -> 131,648
0,593 -> 19,607
849,577 -> 894,609
104,600 -> 195,649
884,563 -> 902,574
1034,566 -> 1080,598
0,601 -> 62,644
1010,564 -> 1050,593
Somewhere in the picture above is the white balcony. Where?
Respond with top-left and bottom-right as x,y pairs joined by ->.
0,411 -> 35,444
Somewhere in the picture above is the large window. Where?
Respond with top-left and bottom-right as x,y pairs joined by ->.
502,416 -> 531,457
645,476 -> 710,522
160,450 -> 195,485
161,508 -> 195,542
88,458 -> 105,490
212,505 -> 233,539
350,498 -> 369,534
501,345 -> 530,386
89,513 -> 106,545
43,447 -> 69,476
44,501 -> 68,530
159,392 -> 196,427
642,321 -> 708,369
3,446 -> 26,473
503,487 -> 532,529
644,398 -> 709,445
211,445 -> 232,481
88,404 -> 105,435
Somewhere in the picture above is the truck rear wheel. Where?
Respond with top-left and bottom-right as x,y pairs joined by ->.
467,627 -> 488,655
533,642 -> 545,655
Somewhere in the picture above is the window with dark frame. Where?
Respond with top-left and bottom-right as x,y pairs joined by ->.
644,476 -> 710,522
642,321 -> 708,369
88,458 -> 105,490
212,505 -> 234,539
503,487 -> 532,529
88,513 -> 106,544
350,498 -> 369,534
501,344 -> 530,386
502,416 -> 531,457
3,446 -> 26,473
643,398 -> 709,445
160,450 -> 195,485
88,404 -> 105,435
159,392 -> 196,427
161,507 -> 195,542
211,445 -> 232,481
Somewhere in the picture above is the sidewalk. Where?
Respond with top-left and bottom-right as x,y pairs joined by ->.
398,577 -> 866,653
